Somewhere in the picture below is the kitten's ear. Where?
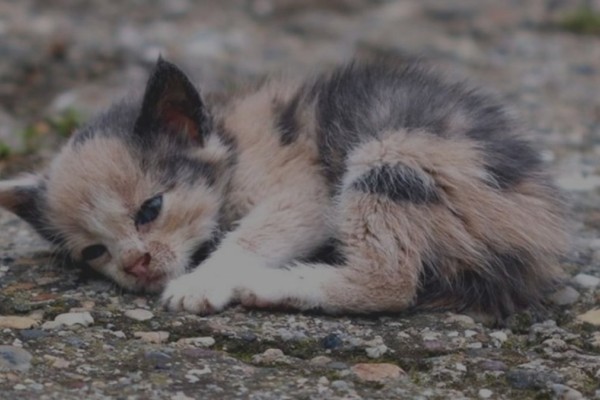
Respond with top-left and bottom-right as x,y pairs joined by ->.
134,57 -> 210,145
0,174 -> 53,242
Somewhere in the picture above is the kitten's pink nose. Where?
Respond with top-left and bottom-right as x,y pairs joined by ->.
123,253 -> 152,279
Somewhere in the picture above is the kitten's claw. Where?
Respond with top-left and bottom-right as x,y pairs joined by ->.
160,272 -> 234,314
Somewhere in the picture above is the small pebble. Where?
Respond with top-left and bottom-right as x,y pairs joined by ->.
310,355 -> 332,366
176,336 -> 216,348
478,388 -> 492,398
445,314 -> 475,326
551,383 -> 583,400
572,273 -> 600,289
42,312 -> 94,329
124,309 -> 154,321
351,363 -> 405,383
577,308 -> 600,326
479,359 -> 508,371
327,361 -> 349,370
133,331 -> 170,344
19,329 -> 48,342
467,342 -> 483,349
549,286 -> 580,306
0,345 -> 32,372
109,330 -> 126,339
490,331 -> 508,343
251,348 -> 287,365
366,344 -> 388,358
0,316 -> 38,330
318,376 -> 329,386
322,333 -> 343,349
330,380 -> 350,391
145,351 -> 172,369
44,355 -> 70,369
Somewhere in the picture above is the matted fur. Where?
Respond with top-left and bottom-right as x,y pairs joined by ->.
0,58 -> 568,319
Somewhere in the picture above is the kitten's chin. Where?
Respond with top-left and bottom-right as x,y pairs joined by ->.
119,275 -> 168,294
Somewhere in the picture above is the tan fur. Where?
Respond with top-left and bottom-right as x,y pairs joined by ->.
44,136 -> 223,292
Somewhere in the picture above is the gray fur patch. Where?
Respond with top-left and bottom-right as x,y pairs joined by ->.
352,164 -> 440,204
310,62 -> 539,189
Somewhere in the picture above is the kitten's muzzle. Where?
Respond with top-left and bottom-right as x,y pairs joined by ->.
124,253 -> 153,279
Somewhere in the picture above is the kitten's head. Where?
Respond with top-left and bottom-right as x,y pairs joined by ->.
0,58 -> 233,292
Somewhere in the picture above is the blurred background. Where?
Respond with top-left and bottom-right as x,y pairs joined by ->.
0,0 -> 599,190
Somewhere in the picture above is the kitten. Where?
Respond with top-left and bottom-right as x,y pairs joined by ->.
0,57 -> 568,318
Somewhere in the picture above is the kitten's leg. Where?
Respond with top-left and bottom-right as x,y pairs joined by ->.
161,154 -> 438,314
236,130 -> 567,314
235,184 -> 433,313
161,190 -> 333,313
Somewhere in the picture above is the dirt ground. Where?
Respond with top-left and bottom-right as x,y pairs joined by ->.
0,1 -> 599,399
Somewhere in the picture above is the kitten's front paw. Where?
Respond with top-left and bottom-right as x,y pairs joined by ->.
161,272 -> 234,314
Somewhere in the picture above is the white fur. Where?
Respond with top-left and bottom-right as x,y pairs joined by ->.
161,237 -> 339,313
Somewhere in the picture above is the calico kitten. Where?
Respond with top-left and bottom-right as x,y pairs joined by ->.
0,57 -> 567,318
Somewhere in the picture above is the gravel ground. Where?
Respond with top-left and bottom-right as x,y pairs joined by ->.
1,1 -> 600,399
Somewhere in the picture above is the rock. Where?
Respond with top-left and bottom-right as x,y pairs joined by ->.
328,362 -> 349,370
251,348 -> 288,365
464,329 -> 477,338
479,359 -> 508,371
551,384 -> 583,400
57,312 -> 94,327
321,333 -> 343,349
109,330 -> 126,339
364,336 -> 389,358
577,309 -> 600,326
18,329 -> 48,342
506,369 -> 563,390
42,312 -> 94,329
171,392 -> 194,400
310,355 -> 332,366
330,380 -> 350,391
44,355 -> 70,369
478,389 -> 493,399
0,316 -> 39,330
445,314 -> 476,326
549,286 -> 580,306
185,366 -> 211,382
240,332 -> 257,342
176,337 -> 216,348
133,331 -> 170,344
0,346 -> 32,372
572,273 -> 600,289
124,309 -> 154,321
490,331 -> 508,344
144,351 -> 172,369
351,363 -> 405,383
366,344 -> 388,359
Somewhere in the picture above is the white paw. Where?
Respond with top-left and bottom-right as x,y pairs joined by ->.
161,271 -> 235,314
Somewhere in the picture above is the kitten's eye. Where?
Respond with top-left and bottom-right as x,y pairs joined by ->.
81,244 -> 107,261
135,194 -> 163,226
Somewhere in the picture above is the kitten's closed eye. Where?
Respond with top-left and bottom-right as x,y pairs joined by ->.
82,244 -> 107,261
135,195 -> 163,226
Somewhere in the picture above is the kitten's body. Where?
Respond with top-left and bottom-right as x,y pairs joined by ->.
0,59 -> 567,319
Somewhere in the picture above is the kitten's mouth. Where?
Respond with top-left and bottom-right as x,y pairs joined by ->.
137,272 -> 167,291
144,274 -> 165,284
